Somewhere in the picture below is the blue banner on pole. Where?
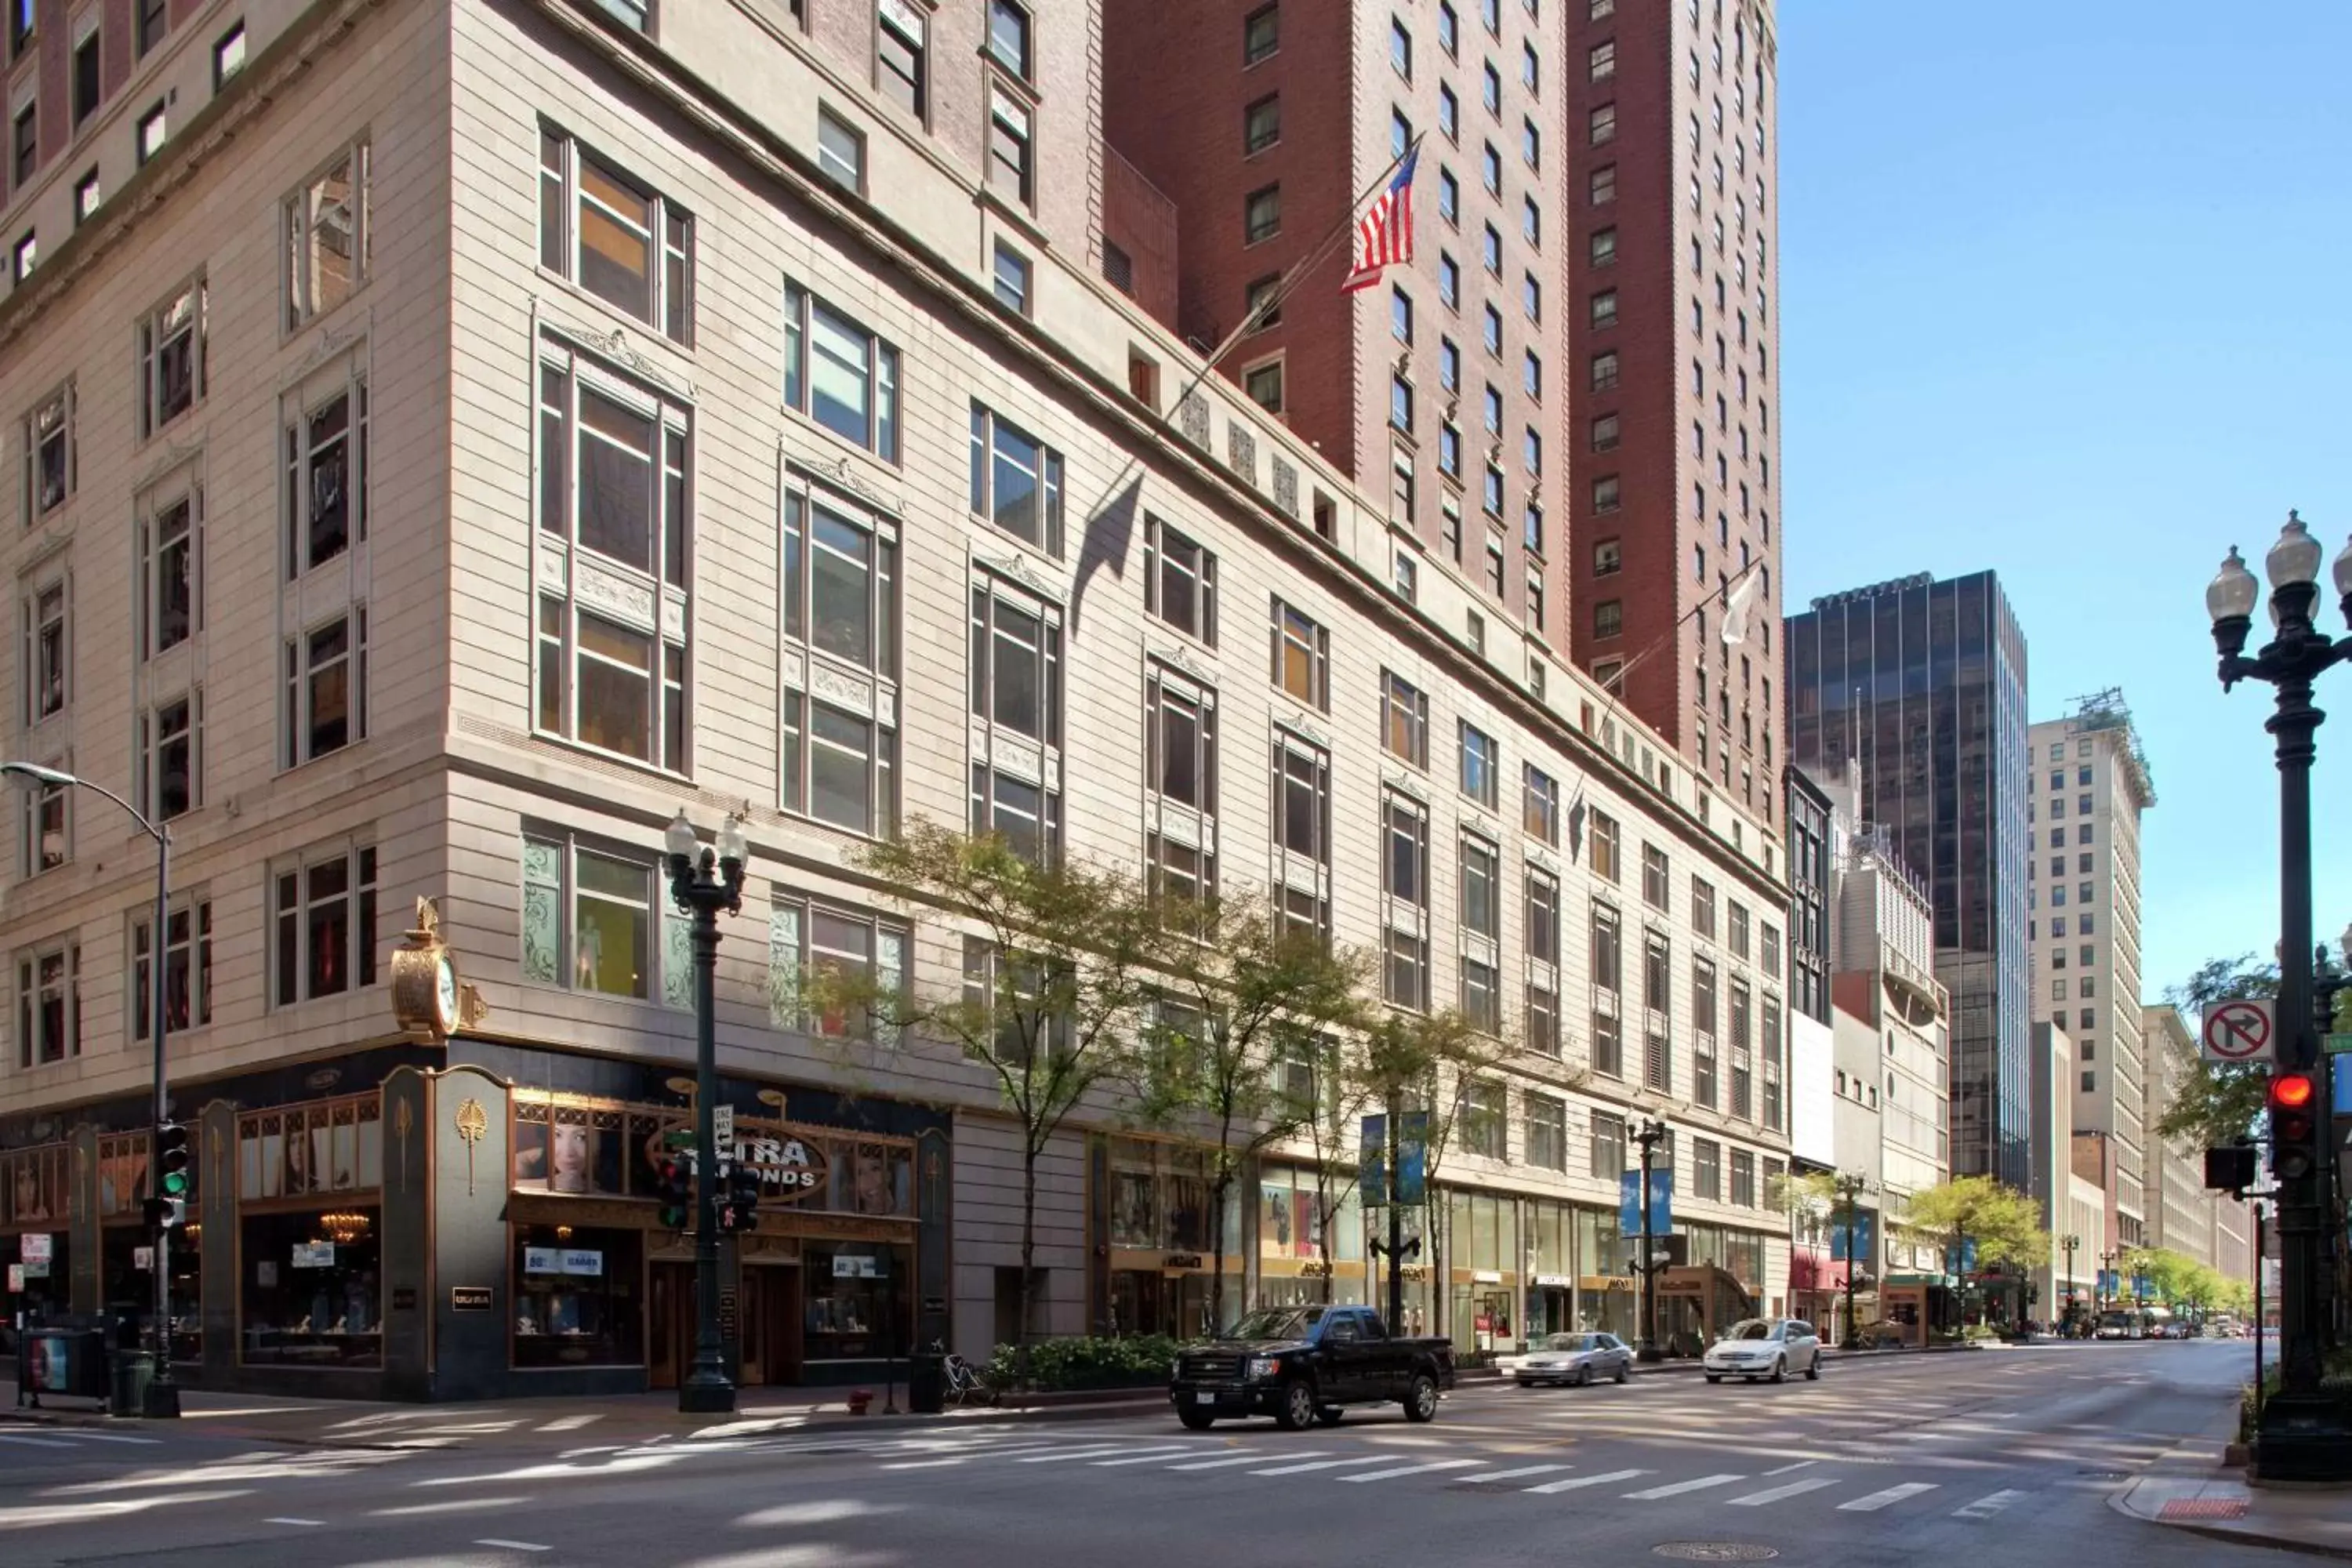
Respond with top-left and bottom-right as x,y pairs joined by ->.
1396,1110 -> 1428,1205
1945,1239 -> 1978,1277
1359,1114 -> 1387,1209
1828,1208 -> 1876,1265
1618,1169 -> 1671,1238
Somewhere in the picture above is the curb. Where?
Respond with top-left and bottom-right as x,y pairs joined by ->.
2111,1485 -> 2352,1565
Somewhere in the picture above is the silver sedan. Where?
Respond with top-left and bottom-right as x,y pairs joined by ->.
1516,1331 -> 1635,1388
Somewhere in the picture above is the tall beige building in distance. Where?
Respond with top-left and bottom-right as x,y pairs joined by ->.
0,0 -> 1795,1403
2027,692 -> 2152,1250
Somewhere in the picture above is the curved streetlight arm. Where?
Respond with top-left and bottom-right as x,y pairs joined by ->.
0,761 -> 165,845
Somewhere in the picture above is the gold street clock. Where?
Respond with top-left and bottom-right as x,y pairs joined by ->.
390,897 -> 485,1040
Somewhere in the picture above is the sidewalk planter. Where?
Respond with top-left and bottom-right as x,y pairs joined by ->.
985,1334 -> 1183,1393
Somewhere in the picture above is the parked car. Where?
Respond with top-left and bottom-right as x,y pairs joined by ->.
1168,1304 -> 1456,1431
1517,1331 -> 1634,1388
1703,1318 -> 1824,1384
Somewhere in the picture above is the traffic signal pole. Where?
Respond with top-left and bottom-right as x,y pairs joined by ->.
145,826 -> 178,1418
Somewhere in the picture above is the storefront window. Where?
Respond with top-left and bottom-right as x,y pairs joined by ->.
237,1094 -> 383,1199
238,1207 -> 382,1367
2,1144 -> 69,1229
513,1225 -> 644,1368
804,1240 -> 910,1363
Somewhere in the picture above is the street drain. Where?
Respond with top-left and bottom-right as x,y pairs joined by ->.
1654,1546 -> 1780,1562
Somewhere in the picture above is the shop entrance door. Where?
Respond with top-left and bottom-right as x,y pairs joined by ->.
738,1265 -> 804,1386
648,1261 -> 695,1390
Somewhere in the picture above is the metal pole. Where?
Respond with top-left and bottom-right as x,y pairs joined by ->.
1843,1192 -> 1859,1351
144,825 -> 178,1417
2269,671 -> 2326,1397
1385,1094 -> 1405,1334
679,855 -> 734,1414
2256,1200 -> 2268,1428
1636,1123 -> 1660,1362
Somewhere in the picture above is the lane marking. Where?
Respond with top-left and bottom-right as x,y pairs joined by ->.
1839,1482 -> 1940,1512
1457,1465 -> 1570,1483
1527,1468 -> 1650,1494
1014,1445 -> 1142,1463
1248,1455 -> 1395,1476
1625,1474 -> 1747,1501
1167,1450 -> 1316,1472
1340,1459 -> 1483,1483
0,1432 -> 74,1446
69,1432 -> 164,1444
265,1518 -> 325,1526
878,1458 -> 968,1470
1091,1447 -> 1212,1467
1728,1478 -> 1838,1507
1954,1488 -> 2026,1519
1763,1459 -> 1818,1475
475,1540 -> 553,1553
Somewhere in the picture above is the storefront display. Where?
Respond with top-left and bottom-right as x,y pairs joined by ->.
1256,1166 -> 1369,1312
1105,1138 -> 1240,1338
238,1092 -> 385,1368
1445,1188 -> 1518,1354
804,1241 -> 909,1363
513,1225 -> 643,1367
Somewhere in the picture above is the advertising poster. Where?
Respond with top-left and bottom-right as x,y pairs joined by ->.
1617,1169 -> 1672,1239
1394,1110 -> 1428,1206
1359,1114 -> 1387,1209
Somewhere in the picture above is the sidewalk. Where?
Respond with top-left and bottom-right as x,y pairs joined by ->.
2110,1414 -> 2352,1559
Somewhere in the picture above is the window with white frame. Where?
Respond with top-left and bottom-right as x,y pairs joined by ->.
1523,764 -> 1558,844
1761,994 -> 1783,1130
1729,977 -> 1752,1117
970,572 -> 1063,861
1145,662 -> 1218,911
285,137 -> 370,330
19,761 -> 66,877
768,892 -> 909,1039
272,842 -> 378,1007
877,0 -> 927,116
1526,1091 -> 1566,1170
1381,670 -> 1428,767
1460,720 -> 1499,809
1590,902 -> 1622,1075
539,126 -> 692,343
23,383 -> 71,521
1643,931 -> 1671,1090
1269,597 -> 1329,710
137,483 -> 198,659
16,943 -> 80,1067
969,404 -> 1064,556
785,282 -> 899,460
132,898 -> 212,1038
987,87 -> 1033,206
1382,791 -> 1430,1009
21,572 -> 67,726
136,278 -> 205,438
1525,868 -> 1559,1054
283,372 -> 368,577
781,480 -> 899,837
1459,1079 -> 1506,1159
285,608 -> 367,766
1144,516 -> 1217,644
1272,728 -> 1331,942
1590,808 -> 1620,881
1460,832 -> 1501,1032
1693,956 -> 1719,1105
136,691 -> 198,823
535,339 -> 691,773
521,832 -> 685,1007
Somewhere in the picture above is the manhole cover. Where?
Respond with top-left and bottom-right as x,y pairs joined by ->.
1654,1546 -> 1781,1562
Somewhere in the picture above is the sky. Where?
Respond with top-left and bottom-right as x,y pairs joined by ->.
1777,2 -> 2352,1004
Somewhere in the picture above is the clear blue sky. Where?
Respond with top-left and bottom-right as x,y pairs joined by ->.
1778,2 -> 2352,1004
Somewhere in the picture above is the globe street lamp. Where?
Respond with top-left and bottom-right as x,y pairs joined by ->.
0,762 -> 178,1417
665,808 -> 747,1414
2060,1233 -> 2080,1333
2206,512 -> 2352,1480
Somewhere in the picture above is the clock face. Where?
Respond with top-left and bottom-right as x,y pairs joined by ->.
434,955 -> 460,1033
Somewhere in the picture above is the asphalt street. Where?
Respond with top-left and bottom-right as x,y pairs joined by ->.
0,1341 -> 2276,1567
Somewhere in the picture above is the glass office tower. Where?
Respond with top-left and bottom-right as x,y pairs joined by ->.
1785,572 -> 2032,1188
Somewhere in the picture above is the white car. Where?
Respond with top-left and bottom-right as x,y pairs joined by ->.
1703,1318 -> 1823,1385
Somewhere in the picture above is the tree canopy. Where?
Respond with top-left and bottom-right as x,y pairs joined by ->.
1892,1174 -> 2046,1270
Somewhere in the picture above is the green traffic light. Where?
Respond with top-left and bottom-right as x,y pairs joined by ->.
161,1170 -> 189,1196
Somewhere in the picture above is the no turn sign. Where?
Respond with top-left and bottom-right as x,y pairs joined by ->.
2201,999 -> 2278,1065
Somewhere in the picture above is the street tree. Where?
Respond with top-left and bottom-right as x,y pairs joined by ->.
1893,1175 -> 2048,1281
2121,1247 -> 2202,1308
826,821 -> 1160,1385
1357,1007 -> 1516,1300
1287,1029 -> 1380,1306
1139,894 -> 1371,1331
2152,954 -> 2279,1151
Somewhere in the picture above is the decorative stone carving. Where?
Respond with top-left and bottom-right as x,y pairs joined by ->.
1279,712 -> 1331,750
1272,456 -> 1300,517
1149,643 -> 1214,687
808,660 -> 873,714
572,557 -> 657,628
974,550 -> 1062,604
136,437 -> 203,495
1177,392 -> 1210,448
1226,423 -> 1258,486
1383,766 -> 1429,804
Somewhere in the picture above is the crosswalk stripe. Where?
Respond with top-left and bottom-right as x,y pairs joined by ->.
1727,1478 -> 1838,1507
1839,1482 -> 1940,1512
1091,1447 -> 1211,1467
1625,1474 -> 1747,1501
1457,1465 -> 1570,1483
66,1432 -> 164,1445
1014,1445 -> 1138,1463
1527,1468 -> 1648,1494
0,1433 -> 73,1447
1248,1456 -> 1394,1477
1168,1451 -> 1323,1472
1953,1488 -> 2026,1519
1339,1459 -> 1483,1483
878,1458 -> 970,1470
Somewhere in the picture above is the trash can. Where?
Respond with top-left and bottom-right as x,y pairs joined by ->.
908,1352 -> 945,1415
109,1349 -> 153,1417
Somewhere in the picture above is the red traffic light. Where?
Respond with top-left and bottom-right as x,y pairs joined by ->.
2270,1073 -> 2316,1109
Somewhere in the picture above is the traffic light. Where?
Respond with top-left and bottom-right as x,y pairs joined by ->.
145,1121 -> 191,1229
2205,1144 -> 2258,1193
717,1160 -> 764,1233
2270,1071 -> 2319,1181
654,1153 -> 692,1231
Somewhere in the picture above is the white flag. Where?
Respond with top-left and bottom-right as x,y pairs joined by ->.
1721,568 -> 1763,648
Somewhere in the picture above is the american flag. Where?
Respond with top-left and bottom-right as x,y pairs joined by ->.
1342,143 -> 1420,292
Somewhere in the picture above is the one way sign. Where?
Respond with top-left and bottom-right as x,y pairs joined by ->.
2201,999 -> 2277,1065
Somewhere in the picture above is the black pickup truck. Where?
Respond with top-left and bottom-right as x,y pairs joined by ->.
1169,1304 -> 1456,1430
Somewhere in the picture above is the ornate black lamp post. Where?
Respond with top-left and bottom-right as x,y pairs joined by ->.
665,808 -> 747,1415
2060,1232 -> 2080,1330
1833,1172 -> 1871,1351
1632,1117 -> 1668,1362
2206,511 -> 2352,1479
